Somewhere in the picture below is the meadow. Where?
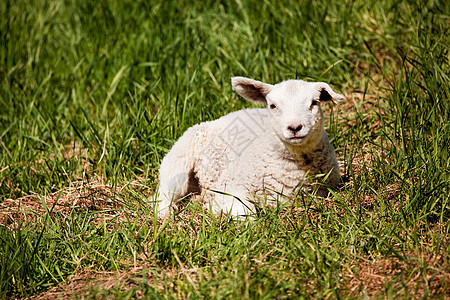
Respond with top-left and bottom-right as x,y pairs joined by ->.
0,0 -> 449,298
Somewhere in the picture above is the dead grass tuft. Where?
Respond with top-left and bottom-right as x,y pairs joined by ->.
33,266 -> 147,299
343,252 -> 450,298
0,175 -> 152,230
33,262 -> 208,299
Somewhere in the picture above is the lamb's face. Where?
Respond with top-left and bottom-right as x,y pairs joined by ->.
231,77 -> 344,146
266,80 -> 325,146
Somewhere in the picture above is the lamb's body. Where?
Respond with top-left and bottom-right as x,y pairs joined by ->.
156,77 -> 344,217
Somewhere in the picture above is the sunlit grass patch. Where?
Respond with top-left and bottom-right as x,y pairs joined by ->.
1,0 -> 449,298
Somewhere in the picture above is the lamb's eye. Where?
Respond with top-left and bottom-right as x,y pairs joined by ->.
269,103 -> 277,109
311,100 -> 319,107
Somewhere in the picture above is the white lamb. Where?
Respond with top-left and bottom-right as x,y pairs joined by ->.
155,76 -> 344,218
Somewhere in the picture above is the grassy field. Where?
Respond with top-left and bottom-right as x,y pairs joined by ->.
1,0 -> 449,298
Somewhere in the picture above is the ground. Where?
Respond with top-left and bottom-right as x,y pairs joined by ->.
1,0 -> 449,298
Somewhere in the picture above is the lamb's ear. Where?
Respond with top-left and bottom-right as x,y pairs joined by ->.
315,82 -> 345,105
231,77 -> 273,104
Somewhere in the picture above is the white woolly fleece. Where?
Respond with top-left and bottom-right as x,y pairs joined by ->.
155,77 -> 344,218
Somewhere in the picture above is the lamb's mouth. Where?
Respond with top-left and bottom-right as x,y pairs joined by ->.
287,135 -> 307,143
289,136 -> 304,140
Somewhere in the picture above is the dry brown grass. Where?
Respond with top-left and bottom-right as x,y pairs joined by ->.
0,175 -> 152,230
343,253 -> 449,298
33,265 -> 148,300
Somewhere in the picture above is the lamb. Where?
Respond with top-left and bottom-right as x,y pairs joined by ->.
155,76 -> 345,218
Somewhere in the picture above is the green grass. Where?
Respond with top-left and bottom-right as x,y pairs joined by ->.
1,0 -> 449,298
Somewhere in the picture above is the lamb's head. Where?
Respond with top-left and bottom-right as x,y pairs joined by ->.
231,77 -> 344,146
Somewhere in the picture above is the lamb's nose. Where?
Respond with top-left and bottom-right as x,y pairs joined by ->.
288,124 -> 303,133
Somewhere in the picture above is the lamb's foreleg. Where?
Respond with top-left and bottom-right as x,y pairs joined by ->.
209,187 -> 256,219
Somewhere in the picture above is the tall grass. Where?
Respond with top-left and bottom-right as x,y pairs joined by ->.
0,0 -> 449,298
